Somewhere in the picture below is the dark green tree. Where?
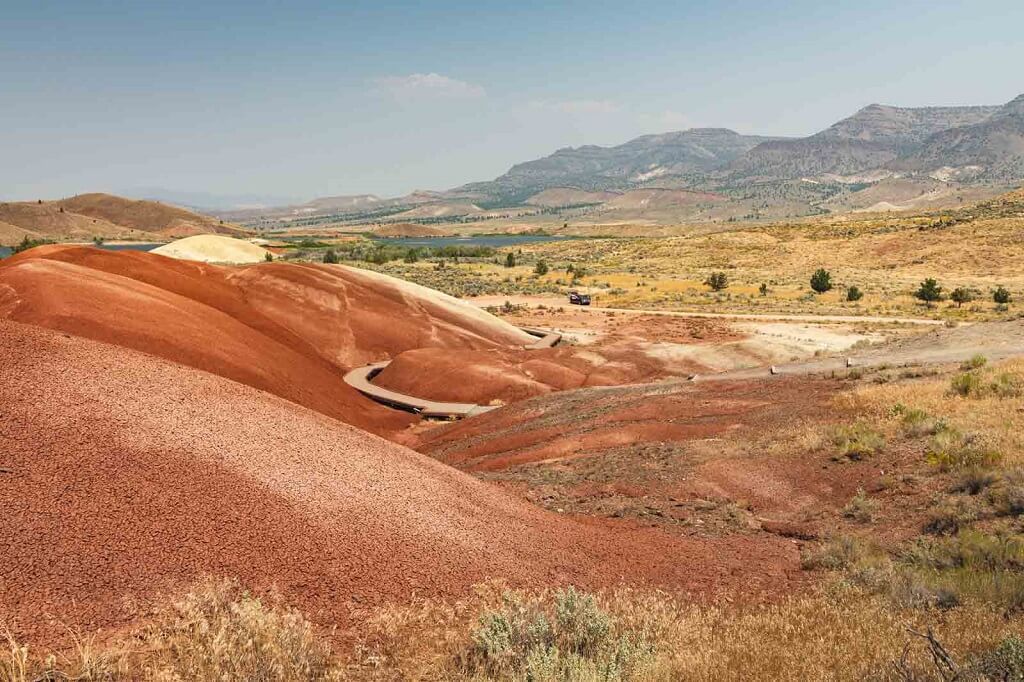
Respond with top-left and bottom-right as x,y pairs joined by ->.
950,287 -> 974,308
994,286 -> 1012,306
914,278 -> 943,305
505,252 -> 516,268
810,269 -> 833,294
264,251 -> 273,262
704,272 -> 729,291
323,249 -> 339,264
846,286 -> 863,302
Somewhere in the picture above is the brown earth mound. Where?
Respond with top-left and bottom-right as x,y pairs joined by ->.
61,193 -> 249,238
0,247 -> 533,435
0,200 -> 150,241
0,193 -> 249,242
373,222 -> 453,237
0,320 -> 800,645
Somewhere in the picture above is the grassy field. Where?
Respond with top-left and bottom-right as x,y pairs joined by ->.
299,190 -> 1024,323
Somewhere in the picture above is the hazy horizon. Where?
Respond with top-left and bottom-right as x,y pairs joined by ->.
3,0 -> 1023,204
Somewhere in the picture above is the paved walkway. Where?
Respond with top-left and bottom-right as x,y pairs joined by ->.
343,326 -> 561,418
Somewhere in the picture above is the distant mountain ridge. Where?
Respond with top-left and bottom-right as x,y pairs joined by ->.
457,128 -> 784,200
213,92 -> 1024,225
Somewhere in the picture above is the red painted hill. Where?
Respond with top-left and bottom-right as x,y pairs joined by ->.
0,246 -> 533,436
0,320 -> 799,645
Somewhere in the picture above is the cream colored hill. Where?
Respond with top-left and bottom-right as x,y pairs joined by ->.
0,200 -> 156,241
373,222 -> 453,237
62,193 -> 249,238
151,235 -> 270,264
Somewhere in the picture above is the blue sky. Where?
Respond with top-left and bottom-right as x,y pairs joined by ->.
2,0 -> 1022,204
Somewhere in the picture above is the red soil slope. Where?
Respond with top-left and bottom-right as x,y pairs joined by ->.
0,247 -> 532,435
0,320 -> 799,644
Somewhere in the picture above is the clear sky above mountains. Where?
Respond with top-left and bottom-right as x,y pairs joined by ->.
3,0 -> 1022,203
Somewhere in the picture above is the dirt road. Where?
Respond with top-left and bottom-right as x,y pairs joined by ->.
469,295 -> 947,326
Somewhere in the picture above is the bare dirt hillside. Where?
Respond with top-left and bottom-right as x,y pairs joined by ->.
525,188 -> 620,207
0,219 -> 38,242
0,200 -> 154,241
0,319 -> 799,646
603,188 -> 725,211
0,247 -> 533,436
61,193 -> 249,238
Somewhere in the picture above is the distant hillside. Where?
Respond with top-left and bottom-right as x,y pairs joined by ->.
458,128 -> 781,202
603,188 -> 725,211
0,193 -> 249,244
525,188 -> 620,207
373,222 -> 453,237
392,201 -> 482,219
61,193 -> 248,238
891,95 -> 1024,181
726,104 -> 1000,181
0,200 -> 154,241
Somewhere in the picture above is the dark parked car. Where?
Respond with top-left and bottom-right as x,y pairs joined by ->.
568,291 -> 591,305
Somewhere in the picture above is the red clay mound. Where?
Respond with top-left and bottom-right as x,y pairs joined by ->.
0,247 -> 532,435
373,342 -> 687,405
0,320 -> 799,645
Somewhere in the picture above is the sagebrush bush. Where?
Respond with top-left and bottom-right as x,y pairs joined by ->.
830,422 -> 885,460
465,586 -> 654,681
926,429 -> 1001,471
842,488 -> 878,523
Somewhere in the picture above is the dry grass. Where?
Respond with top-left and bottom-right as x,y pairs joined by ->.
2,578 -> 337,682
344,583 -> 1024,681
835,359 -> 1024,467
8,579 -> 1024,681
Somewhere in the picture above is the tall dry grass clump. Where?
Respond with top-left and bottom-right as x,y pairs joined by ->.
2,578 -> 337,682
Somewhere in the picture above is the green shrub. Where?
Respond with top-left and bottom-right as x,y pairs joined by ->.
846,286 -> 863,302
950,371 -> 984,397
922,499 -> 978,535
972,635 -> 1024,678
951,468 -> 998,495
322,249 -> 339,264
988,469 -> 1024,517
961,354 -> 988,370
842,488 -> 878,523
899,407 -> 948,438
926,429 -> 1001,471
830,422 -> 885,461
465,587 -> 654,680
801,535 -> 873,571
